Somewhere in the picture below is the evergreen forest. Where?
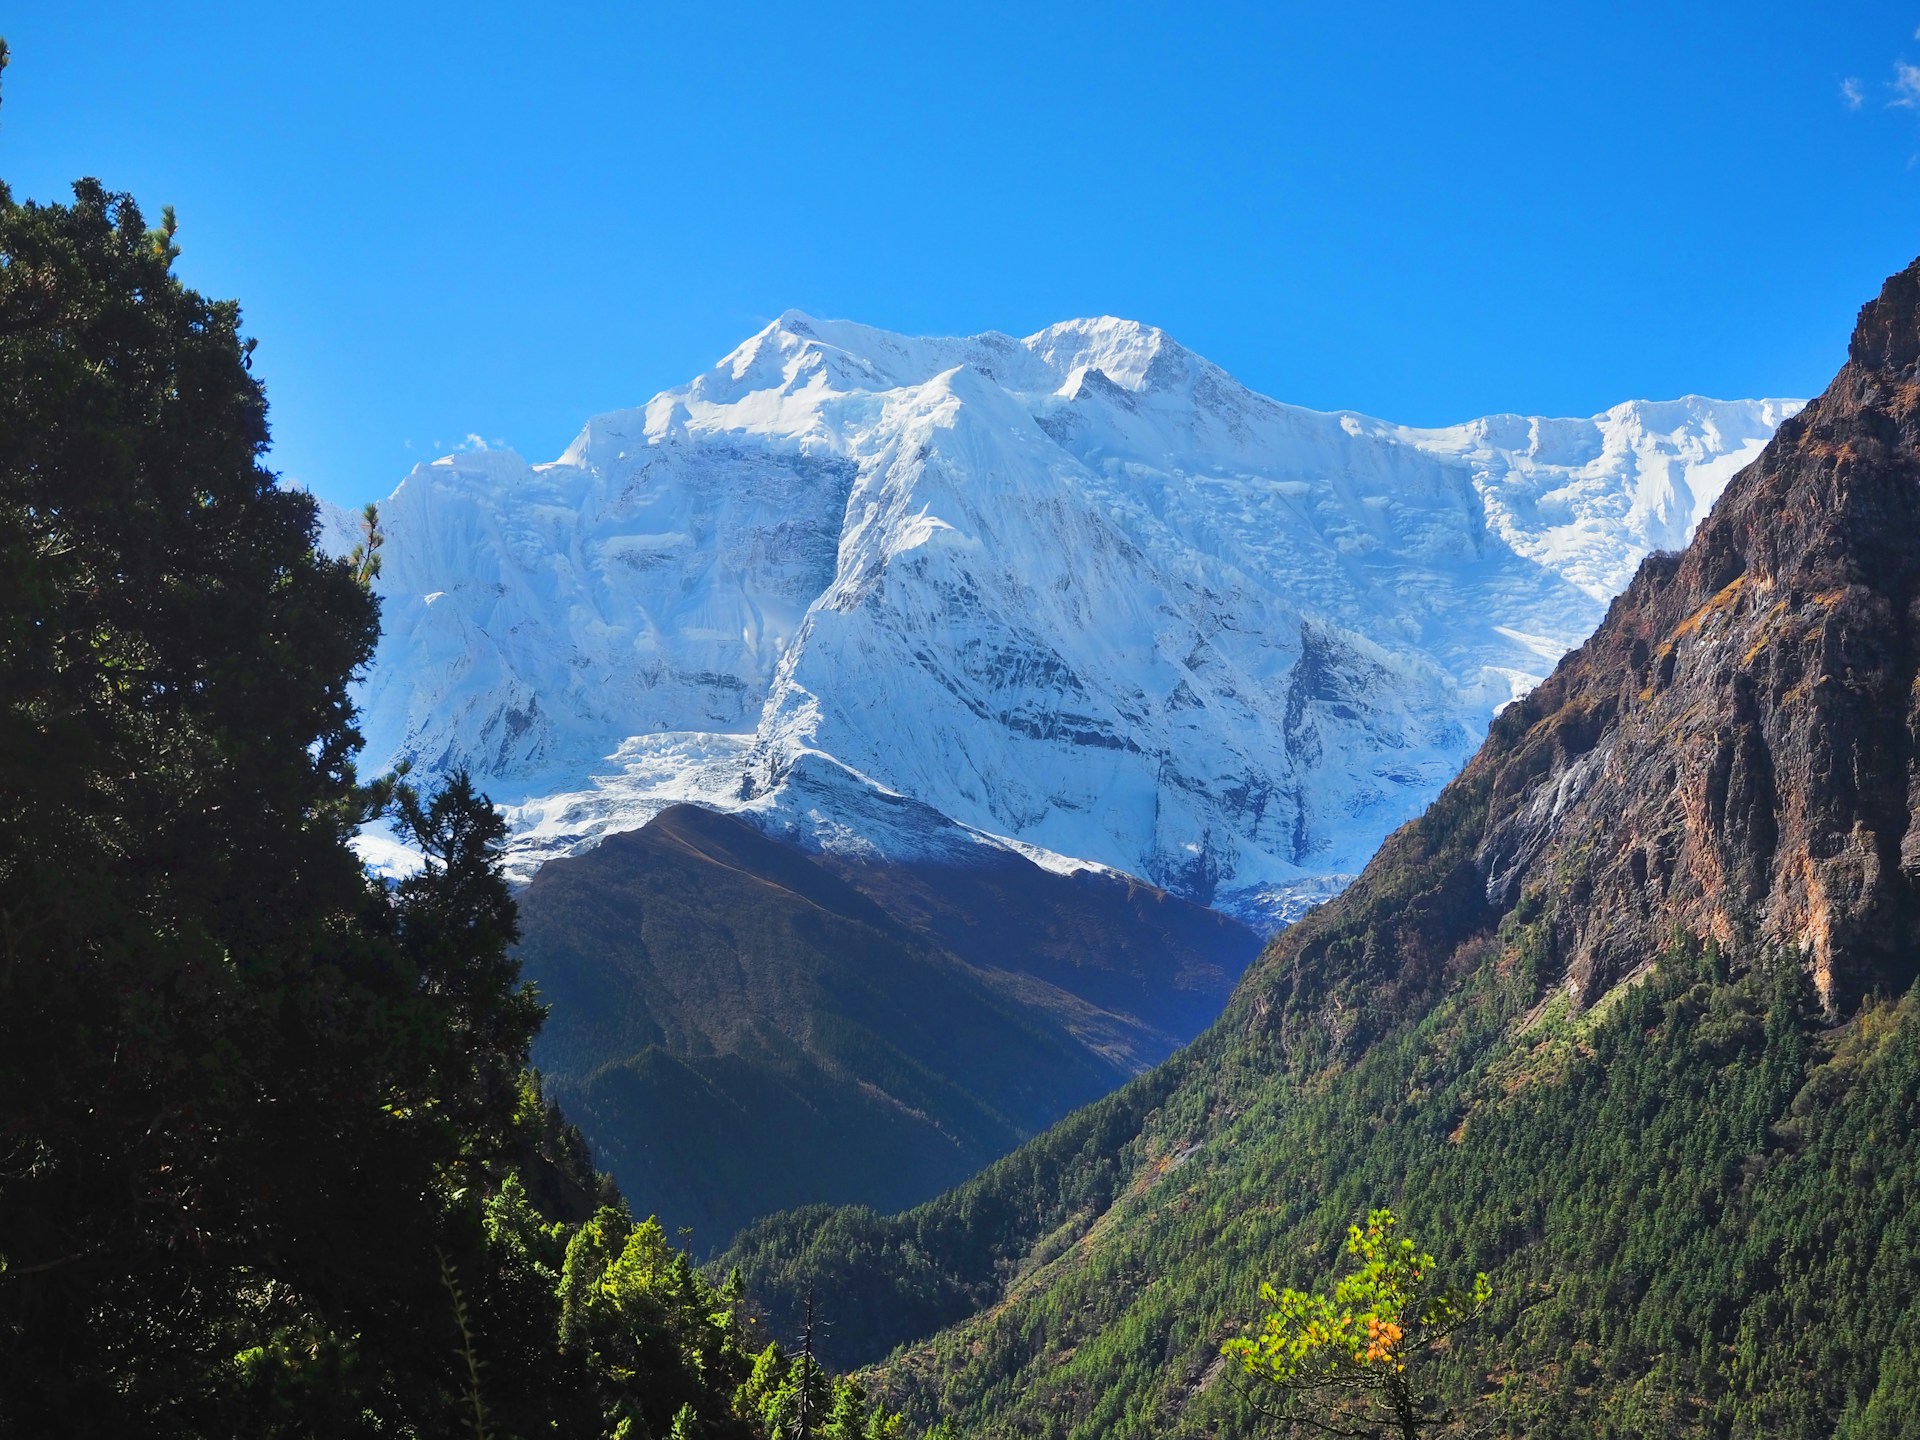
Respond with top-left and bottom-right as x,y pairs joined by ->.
729,917 -> 1920,1437
0,65 -> 901,1438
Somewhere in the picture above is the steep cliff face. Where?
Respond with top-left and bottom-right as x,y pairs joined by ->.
1262,259 -> 1920,1055
1467,258 -> 1920,1012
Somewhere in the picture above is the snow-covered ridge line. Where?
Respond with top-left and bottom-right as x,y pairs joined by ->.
331,312 -> 1798,923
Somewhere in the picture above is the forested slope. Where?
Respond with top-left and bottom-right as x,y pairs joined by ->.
727,258 -> 1920,1439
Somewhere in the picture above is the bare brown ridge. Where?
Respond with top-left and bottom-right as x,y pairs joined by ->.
1261,256 -> 1920,1040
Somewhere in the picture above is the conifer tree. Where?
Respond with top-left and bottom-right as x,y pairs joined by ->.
0,51 -> 909,1438
0,113 -> 550,1438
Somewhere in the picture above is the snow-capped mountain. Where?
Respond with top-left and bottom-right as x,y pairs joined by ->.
337,312 -> 1796,922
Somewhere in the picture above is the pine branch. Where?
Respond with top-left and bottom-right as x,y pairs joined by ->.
437,1246 -> 492,1440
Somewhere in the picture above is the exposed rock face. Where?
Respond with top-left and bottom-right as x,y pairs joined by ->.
1467,258 -> 1920,1010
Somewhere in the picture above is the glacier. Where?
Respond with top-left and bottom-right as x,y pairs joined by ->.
334,312 -> 1797,924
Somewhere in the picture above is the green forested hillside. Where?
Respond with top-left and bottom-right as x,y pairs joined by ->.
736,927 -> 1920,1438
722,763 -> 1508,1383
727,258 -> 1920,1439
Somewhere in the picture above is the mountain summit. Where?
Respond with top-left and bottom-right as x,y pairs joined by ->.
342,315 -> 1795,919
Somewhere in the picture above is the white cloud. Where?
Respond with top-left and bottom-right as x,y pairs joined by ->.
1893,60 -> 1920,108
1843,76 -> 1865,109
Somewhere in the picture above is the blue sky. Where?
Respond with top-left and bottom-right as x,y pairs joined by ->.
5,2 -> 1920,508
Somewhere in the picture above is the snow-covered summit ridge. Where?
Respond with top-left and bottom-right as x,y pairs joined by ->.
337,312 -> 1798,922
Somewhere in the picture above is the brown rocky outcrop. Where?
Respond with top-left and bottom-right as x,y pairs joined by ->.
1250,257 -> 1920,1053
1471,257 -> 1920,1011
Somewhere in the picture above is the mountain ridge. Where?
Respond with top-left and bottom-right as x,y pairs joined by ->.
330,314 -> 1795,921
512,802 -> 1260,1246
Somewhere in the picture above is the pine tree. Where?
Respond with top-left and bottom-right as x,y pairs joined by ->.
0,57 -> 911,1439
0,151 -> 552,1440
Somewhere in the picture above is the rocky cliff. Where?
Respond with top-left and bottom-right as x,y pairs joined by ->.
1467,258 -> 1920,1013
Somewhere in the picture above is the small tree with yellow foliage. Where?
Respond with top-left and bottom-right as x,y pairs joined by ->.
1224,1209 -> 1491,1440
